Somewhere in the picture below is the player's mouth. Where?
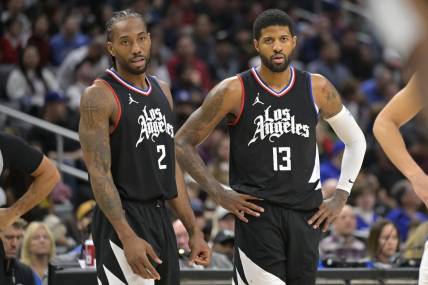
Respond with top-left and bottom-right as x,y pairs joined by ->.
271,54 -> 285,64
130,57 -> 146,67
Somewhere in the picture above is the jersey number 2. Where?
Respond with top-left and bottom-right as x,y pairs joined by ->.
157,145 -> 167,170
273,147 -> 291,171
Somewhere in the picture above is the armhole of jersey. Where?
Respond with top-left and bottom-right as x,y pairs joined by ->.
95,79 -> 122,134
150,76 -> 174,111
307,73 -> 319,116
228,75 -> 245,126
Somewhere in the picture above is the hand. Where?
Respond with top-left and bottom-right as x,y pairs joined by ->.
0,208 -> 17,231
188,230 -> 211,267
216,190 -> 264,223
308,189 -> 349,232
409,173 -> 428,208
122,234 -> 163,280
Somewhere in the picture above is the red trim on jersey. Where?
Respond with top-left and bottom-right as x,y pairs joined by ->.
228,75 -> 245,126
250,66 -> 295,97
96,79 -> 122,134
106,69 -> 152,96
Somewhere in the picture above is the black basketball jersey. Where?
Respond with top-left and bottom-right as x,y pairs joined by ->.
228,66 -> 322,210
97,68 -> 177,202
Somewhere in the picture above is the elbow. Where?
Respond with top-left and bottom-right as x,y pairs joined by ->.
372,114 -> 384,140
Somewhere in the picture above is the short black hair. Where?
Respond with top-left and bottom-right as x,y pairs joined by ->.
253,9 -> 295,40
105,9 -> 145,41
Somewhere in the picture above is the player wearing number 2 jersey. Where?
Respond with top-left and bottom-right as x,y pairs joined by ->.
79,9 -> 210,285
176,9 -> 366,285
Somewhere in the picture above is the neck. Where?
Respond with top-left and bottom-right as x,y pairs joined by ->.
115,65 -> 148,90
31,255 -> 49,278
258,64 -> 291,90
377,253 -> 392,264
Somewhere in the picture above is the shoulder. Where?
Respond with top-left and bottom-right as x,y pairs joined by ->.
310,73 -> 330,95
80,81 -> 116,115
154,78 -> 174,109
208,75 -> 242,100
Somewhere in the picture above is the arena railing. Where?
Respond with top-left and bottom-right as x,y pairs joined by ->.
0,103 -> 89,181
52,267 -> 419,285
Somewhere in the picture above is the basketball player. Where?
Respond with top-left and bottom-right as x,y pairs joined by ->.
79,10 -> 210,285
373,75 -> 428,284
176,9 -> 366,285
0,132 -> 60,284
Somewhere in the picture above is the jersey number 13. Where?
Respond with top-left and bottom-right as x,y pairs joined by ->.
273,147 -> 291,171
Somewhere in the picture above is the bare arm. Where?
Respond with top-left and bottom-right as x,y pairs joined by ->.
0,156 -> 60,230
79,83 -> 162,279
373,75 -> 424,178
176,77 -> 264,222
157,79 -> 211,266
373,75 -> 428,208
79,84 -> 135,240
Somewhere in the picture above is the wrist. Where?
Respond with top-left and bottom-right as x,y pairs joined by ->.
406,168 -> 426,181
334,189 -> 349,203
189,227 -> 203,238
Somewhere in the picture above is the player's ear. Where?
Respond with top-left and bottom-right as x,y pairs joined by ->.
106,41 -> 114,57
292,35 -> 297,49
253,39 -> 259,53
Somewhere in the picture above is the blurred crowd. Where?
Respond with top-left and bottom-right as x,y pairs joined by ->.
1,0 -> 428,279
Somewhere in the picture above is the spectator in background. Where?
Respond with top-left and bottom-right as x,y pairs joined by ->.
66,59 -> 97,111
367,219 -> 400,269
146,25 -> 172,84
308,42 -> 352,89
208,136 -> 230,185
0,219 -> 35,285
56,36 -> 108,91
320,141 -> 344,182
21,222 -> 56,285
212,230 -> 234,266
319,205 -> 367,263
49,14 -> 90,66
27,14 -> 52,66
167,35 -> 212,92
403,221 -> 428,261
352,182 -> 380,238
208,32 -> 239,83
360,64 -> 394,104
27,91 -> 80,159
387,180 -> 428,242
193,14 -> 215,61
0,17 -> 24,64
1,0 -> 31,41
6,45 -> 59,115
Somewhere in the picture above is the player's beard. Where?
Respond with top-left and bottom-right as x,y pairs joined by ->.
114,55 -> 151,75
126,56 -> 151,75
260,51 -> 292,73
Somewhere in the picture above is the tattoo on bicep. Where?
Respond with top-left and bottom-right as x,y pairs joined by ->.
182,85 -> 226,144
321,82 -> 342,119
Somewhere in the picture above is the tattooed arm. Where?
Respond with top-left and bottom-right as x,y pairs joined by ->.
176,77 -> 264,223
79,82 -> 161,280
308,74 -> 366,231
157,79 -> 211,266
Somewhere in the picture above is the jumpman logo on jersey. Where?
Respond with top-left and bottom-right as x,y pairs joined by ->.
252,92 -> 265,106
128,93 -> 139,105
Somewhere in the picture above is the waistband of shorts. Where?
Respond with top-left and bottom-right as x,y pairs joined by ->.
120,196 -> 165,207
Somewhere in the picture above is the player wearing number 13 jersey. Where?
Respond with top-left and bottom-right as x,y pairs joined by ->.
176,9 -> 366,285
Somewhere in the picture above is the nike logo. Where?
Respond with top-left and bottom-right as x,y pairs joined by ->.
348,179 -> 354,184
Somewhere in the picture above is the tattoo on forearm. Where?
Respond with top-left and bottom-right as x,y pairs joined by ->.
176,85 -> 227,196
79,90 -> 125,224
